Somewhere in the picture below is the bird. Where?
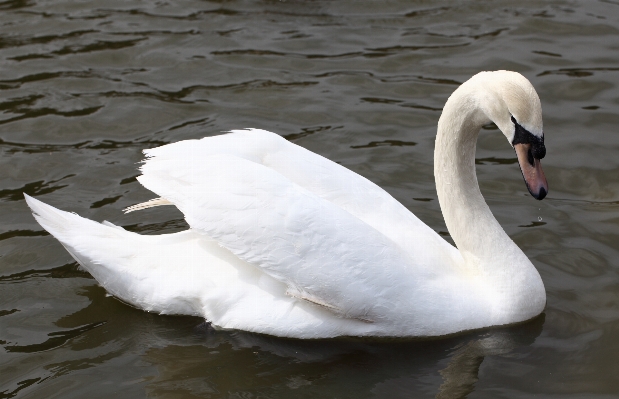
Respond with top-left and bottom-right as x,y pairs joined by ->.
25,70 -> 548,339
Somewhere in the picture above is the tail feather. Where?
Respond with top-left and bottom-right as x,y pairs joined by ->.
25,193 -> 80,237
24,194 -> 205,316
23,194 -> 358,336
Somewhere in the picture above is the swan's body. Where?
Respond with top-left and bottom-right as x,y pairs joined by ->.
26,71 -> 548,338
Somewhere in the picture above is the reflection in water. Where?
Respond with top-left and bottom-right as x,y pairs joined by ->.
437,315 -> 544,398
138,315 -> 544,398
437,340 -> 486,399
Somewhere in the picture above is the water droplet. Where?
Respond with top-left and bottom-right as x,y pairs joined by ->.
538,216 -> 542,222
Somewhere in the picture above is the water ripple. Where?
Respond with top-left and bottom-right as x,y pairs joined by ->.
4,321 -> 106,353
212,48 -> 363,59
0,175 -> 74,201
0,263 -> 90,282
0,29 -> 97,50
538,67 -> 619,77
351,140 -> 417,149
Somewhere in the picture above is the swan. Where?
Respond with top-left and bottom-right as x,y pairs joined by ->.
25,70 -> 548,339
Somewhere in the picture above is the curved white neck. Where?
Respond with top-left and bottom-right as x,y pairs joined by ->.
433,83 -> 545,322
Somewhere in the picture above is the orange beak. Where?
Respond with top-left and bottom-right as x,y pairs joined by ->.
514,143 -> 548,200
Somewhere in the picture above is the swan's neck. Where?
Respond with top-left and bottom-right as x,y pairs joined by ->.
434,87 -> 545,321
435,92 -> 503,274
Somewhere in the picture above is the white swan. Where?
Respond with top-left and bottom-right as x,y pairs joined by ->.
25,70 -> 548,338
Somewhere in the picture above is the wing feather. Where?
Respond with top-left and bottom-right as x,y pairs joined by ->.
136,130 -> 461,322
143,129 -> 460,267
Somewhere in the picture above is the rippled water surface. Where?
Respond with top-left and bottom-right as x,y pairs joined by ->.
1,1 -> 619,397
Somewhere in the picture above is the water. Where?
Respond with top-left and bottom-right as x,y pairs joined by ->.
1,0 -> 619,397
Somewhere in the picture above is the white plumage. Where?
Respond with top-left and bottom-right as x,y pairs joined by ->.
26,70 -> 547,338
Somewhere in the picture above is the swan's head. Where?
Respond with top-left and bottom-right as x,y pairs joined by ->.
471,71 -> 548,200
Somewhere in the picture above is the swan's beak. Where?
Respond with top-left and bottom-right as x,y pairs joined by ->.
514,143 -> 548,200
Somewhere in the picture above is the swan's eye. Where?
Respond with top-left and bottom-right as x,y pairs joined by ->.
511,116 -> 545,160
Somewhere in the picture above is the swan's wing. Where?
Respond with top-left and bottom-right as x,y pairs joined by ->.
142,130 -> 460,268
137,131 -> 461,323
25,195 -> 381,337
138,153 -> 432,323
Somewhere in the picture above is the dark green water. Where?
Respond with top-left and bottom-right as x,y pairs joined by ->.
1,1 -> 619,397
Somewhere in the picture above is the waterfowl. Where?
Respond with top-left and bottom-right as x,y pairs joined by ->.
26,70 -> 548,338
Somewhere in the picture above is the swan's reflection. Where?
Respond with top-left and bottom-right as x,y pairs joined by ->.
140,315 -> 544,398
436,319 -> 544,399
